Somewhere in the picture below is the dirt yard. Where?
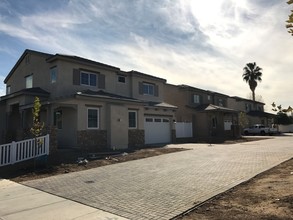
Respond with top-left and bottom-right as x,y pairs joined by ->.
2,147 -> 187,182
178,158 -> 293,220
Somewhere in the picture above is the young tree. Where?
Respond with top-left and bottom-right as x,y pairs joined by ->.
286,0 -> 293,36
239,112 -> 249,129
30,97 -> 44,139
30,97 -> 45,166
242,62 -> 263,102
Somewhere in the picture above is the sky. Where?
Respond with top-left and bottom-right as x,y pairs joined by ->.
0,0 -> 292,112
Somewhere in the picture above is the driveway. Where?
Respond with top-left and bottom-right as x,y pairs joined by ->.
23,135 -> 293,220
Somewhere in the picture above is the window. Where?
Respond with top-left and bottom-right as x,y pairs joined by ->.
218,98 -> 223,107
212,117 -> 217,128
6,85 -> 11,95
25,55 -> 30,64
162,119 -> 170,123
88,108 -> 99,128
50,67 -> 57,83
118,75 -> 126,83
128,111 -> 137,128
81,71 -> 97,87
145,118 -> 153,122
193,94 -> 200,104
154,118 -> 162,122
143,83 -> 154,95
246,103 -> 252,111
54,110 -> 62,129
207,95 -> 211,101
25,75 -> 33,88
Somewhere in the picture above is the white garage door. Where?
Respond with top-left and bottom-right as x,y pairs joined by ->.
144,117 -> 171,144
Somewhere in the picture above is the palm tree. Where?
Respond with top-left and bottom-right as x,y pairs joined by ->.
242,62 -> 262,102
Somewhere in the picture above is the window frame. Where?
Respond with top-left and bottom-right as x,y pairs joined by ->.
117,75 -> 126,83
80,71 -> 97,87
6,85 -> 11,95
25,74 -> 33,89
212,117 -> 217,128
128,110 -> 137,129
218,98 -> 223,107
143,83 -> 155,96
50,66 -> 57,83
193,94 -> 200,104
53,110 -> 63,129
87,108 -> 99,129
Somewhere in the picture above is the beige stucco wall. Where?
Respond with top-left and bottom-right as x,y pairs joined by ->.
5,53 -> 51,94
131,74 -> 165,102
50,96 -> 146,148
227,97 -> 264,112
108,104 -> 128,149
47,59 -> 131,98
164,84 -> 192,122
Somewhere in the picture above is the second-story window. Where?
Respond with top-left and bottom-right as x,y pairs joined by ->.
50,67 -> 57,83
25,75 -> 33,88
245,103 -> 252,111
143,83 -> 154,95
219,98 -> 223,107
81,71 -> 97,87
118,75 -> 126,83
6,85 -> 11,95
193,94 -> 200,104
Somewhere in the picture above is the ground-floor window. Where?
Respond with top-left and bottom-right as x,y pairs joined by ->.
88,108 -> 99,129
128,111 -> 137,128
54,110 -> 62,129
212,117 -> 217,128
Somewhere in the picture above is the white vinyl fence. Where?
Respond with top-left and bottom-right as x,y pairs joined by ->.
278,124 -> 293,133
0,134 -> 49,167
176,122 -> 193,138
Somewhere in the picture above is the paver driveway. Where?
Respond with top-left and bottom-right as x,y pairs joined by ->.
23,136 -> 293,220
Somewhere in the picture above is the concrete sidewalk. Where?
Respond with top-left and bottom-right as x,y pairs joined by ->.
0,179 -> 127,220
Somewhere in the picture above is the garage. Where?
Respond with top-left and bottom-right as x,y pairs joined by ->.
144,116 -> 171,144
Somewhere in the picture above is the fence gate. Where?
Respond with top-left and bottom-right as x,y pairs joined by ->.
176,122 -> 193,138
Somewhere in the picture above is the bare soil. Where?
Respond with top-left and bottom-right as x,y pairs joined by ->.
2,147 -> 186,183
178,158 -> 293,220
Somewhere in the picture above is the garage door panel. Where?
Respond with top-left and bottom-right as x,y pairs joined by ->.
144,117 -> 171,144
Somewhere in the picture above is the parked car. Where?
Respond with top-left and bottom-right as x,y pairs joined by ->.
268,124 -> 279,135
243,124 -> 277,135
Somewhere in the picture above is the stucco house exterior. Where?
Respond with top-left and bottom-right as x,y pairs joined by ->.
227,96 -> 275,127
165,84 -> 239,142
0,49 -> 177,150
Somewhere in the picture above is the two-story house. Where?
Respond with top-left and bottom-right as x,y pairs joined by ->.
165,84 -> 239,142
227,96 -> 275,127
0,49 -> 177,150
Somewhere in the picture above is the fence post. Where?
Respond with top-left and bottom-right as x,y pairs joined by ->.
10,141 -> 16,164
45,134 -> 50,155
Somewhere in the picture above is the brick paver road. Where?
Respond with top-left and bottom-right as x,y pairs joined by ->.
23,136 -> 293,220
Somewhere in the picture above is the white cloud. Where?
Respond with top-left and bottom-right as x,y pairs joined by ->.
0,0 -> 292,111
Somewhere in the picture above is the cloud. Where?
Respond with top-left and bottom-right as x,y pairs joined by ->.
0,0 -> 292,112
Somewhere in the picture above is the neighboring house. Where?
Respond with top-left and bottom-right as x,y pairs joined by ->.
227,96 -> 275,127
165,84 -> 239,142
0,49 -> 177,150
